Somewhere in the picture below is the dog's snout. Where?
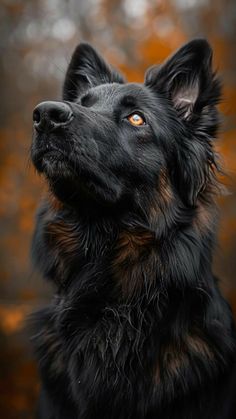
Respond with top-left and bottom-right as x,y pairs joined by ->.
33,101 -> 73,132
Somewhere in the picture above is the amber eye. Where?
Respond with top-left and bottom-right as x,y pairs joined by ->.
127,113 -> 145,126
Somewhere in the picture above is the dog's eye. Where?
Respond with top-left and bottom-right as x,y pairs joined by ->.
127,113 -> 146,126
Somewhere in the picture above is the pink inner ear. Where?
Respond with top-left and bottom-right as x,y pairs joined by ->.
172,79 -> 199,119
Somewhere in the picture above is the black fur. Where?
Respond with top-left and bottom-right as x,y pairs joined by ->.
30,39 -> 236,418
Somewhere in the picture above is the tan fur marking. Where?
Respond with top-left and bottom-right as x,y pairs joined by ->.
149,170 -> 173,228
186,334 -> 213,359
158,169 -> 173,206
48,193 -> 63,211
43,194 -> 79,254
154,334 -> 213,384
193,202 -> 214,235
47,221 -> 79,255
154,363 -> 161,385
162,344 -> 189,377
113,229 -> 157,296
114,230 -> 154,265
153,344 -> 189,384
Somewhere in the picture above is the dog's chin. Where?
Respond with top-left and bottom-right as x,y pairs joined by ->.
44,157 -> 75,181
32,150 -> 73,177
31,149 -> 125,211
48,177 -> 123,211
32,149 -> 124,209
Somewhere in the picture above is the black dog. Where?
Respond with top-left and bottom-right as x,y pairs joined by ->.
31,39 -> 236,418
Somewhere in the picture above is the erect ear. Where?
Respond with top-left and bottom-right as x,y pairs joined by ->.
145,39 -> 221,207
63,43 -> 125,101
145,39 -> 221,120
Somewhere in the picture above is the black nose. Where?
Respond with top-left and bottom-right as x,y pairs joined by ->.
33,101 -> 73,132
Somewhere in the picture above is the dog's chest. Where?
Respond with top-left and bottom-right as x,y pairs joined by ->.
36,298 -> 220,419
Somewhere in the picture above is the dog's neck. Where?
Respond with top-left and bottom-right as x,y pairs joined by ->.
42,192 -> 217,301
33,193 -> 234,401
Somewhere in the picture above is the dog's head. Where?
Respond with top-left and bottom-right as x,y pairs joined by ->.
31,40 -> 221,216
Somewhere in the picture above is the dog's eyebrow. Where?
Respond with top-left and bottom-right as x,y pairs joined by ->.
120,95 -> 138,108
80,92 -> 97,107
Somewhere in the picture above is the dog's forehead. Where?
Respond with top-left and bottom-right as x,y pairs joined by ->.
90,82 -> 152,108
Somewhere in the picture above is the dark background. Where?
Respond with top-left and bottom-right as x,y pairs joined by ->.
0,0 -> 236,417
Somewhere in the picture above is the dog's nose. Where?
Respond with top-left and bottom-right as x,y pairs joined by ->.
33,101 -> 73,132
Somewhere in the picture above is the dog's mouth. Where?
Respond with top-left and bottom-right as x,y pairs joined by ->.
31,141 -> 101,192
31,129 -> 124,207
31,127 -> 100,176
31,146 -> 69,173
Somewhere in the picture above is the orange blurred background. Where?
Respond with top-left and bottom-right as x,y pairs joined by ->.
0,0 -> 236,417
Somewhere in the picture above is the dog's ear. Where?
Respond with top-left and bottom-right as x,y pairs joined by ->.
63,43 -> 125,101
145,39 -> 221,207
145,39 -> 221,121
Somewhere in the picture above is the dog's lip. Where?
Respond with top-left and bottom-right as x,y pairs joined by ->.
31,147 -> 67,172
33,146 -> 64,160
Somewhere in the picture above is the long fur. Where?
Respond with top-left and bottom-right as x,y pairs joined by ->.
30,39 -> 236,419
